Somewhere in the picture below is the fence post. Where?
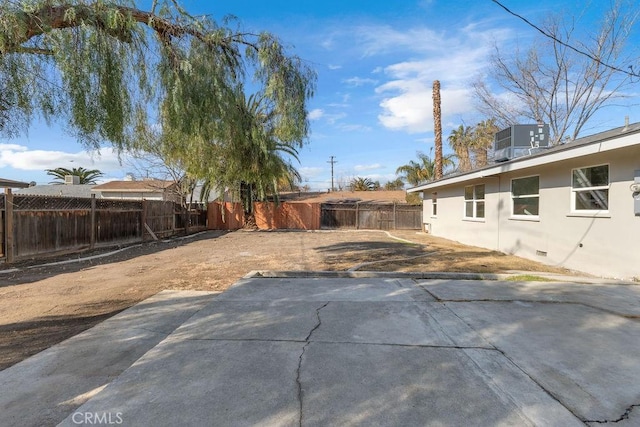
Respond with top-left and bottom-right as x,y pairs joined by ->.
183,203 -> 189,235
355,202 -> 359,230
90,194 -> 96,249
141,199 -> 147,242
393,201 -> 397,230
5,189 -> 14,263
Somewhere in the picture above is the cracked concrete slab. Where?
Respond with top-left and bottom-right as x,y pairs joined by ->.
299,342 -> 581,426
169,300 -> 325,341
310,301 -> 490,347
0,290 -> 216,427
419,279 -> 640,317
6,277 -> 639,426
447,301 -> 640,423
58,340 -> 302,427
216,277 -> 432,302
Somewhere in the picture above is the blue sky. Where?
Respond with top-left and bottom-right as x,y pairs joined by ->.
2,0 -> 639,188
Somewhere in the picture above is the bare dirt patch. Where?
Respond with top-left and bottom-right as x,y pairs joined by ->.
0,229 -> 569,370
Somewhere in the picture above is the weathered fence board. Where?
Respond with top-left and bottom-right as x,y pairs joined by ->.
14,210 -> 92,257
0,194 -> 206,263
207,201 -> 420,231
207,202 -> 245,230
321,203 -> 421,230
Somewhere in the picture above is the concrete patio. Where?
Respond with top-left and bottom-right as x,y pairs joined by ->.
1,274 -> 639,426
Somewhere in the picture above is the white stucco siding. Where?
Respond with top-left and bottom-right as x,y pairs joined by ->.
425,179 -> 500,251
422,145 -> 640,279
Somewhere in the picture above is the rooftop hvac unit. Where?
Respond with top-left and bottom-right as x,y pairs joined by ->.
64,175 -> 80,185
494,124 -> 549,162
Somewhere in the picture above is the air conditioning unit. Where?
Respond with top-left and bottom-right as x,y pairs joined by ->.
64,175 -> 80,185
494,124 -> 549,162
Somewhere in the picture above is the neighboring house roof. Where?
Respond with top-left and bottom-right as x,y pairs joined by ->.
0,178 -> 30,189
92,180 -> 176,193
15,184 -> 95,198
408,121 -> 640,192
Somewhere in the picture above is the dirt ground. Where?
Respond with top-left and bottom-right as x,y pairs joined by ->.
0,229 -> 570,371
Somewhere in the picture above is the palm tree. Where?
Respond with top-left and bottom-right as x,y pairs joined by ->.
200,90 -> 302,219
433,80 -> 443,179
350,177 -> 375,191
384,178 -> 405,191
471,119 -> 499,168
45,167 -> 103,184
448,125 -> 473,173
396,151 -> 455,186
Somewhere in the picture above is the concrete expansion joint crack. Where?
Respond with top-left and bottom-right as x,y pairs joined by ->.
413,280 -> 441,301
485,342 -> 586,423
585,403 -> 640,424
296,301 -> 329,427
435,297 -> 637,319
309,339 -> 495,351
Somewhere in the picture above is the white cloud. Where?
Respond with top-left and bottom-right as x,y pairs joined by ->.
328,64 -> 342,70
308,109 -> 325,120
343,77 -> 378,87
369,24 -> 513,133
354,163 -> 383,171
338,123 -> 372,132
299,166 -> 324,180
354,25 -> 446,57
0,144 -> 123,172
324,112 -> 347,125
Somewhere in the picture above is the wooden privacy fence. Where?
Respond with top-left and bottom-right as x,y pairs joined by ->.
207,202 -> 320,230
0,192 -> 206,263
321,203 -> 422,230
207,201 -> 421,231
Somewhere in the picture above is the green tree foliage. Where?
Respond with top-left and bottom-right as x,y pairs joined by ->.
447,125 -> 473,173
470,119 -> 499,168
383,178 -> 404,191
447,119 -> 499,172
396,151 -> 454,186
178,91 -> 302,212
45,166 -> 103,184
0,0 -> 315,162
349,177 -> 375,191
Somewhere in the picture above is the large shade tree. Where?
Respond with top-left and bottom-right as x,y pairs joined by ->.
475,1 -> 637,143
0,0 -> 315,172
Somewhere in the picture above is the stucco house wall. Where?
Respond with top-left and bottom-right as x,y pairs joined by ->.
415,126 -> 640,280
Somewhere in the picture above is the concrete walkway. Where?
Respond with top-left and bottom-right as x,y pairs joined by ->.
1,275 -> 639,426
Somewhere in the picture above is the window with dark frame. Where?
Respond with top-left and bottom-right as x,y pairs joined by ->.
511,176 -> 539,216
572,165 -> 609,211
432,192 -> 437,216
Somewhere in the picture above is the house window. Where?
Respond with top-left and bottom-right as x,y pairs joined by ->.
464,184 -> 485,219
572,165 -> 609,211
432,192 -> 437,216
511,176 -> 539,216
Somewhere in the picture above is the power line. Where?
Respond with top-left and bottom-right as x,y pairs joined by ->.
491,0 -> 640,78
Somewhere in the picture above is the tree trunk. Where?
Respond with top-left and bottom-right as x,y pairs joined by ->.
433,80 -> 443,180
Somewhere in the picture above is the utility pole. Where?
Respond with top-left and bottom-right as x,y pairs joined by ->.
327,156 -> 337,192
